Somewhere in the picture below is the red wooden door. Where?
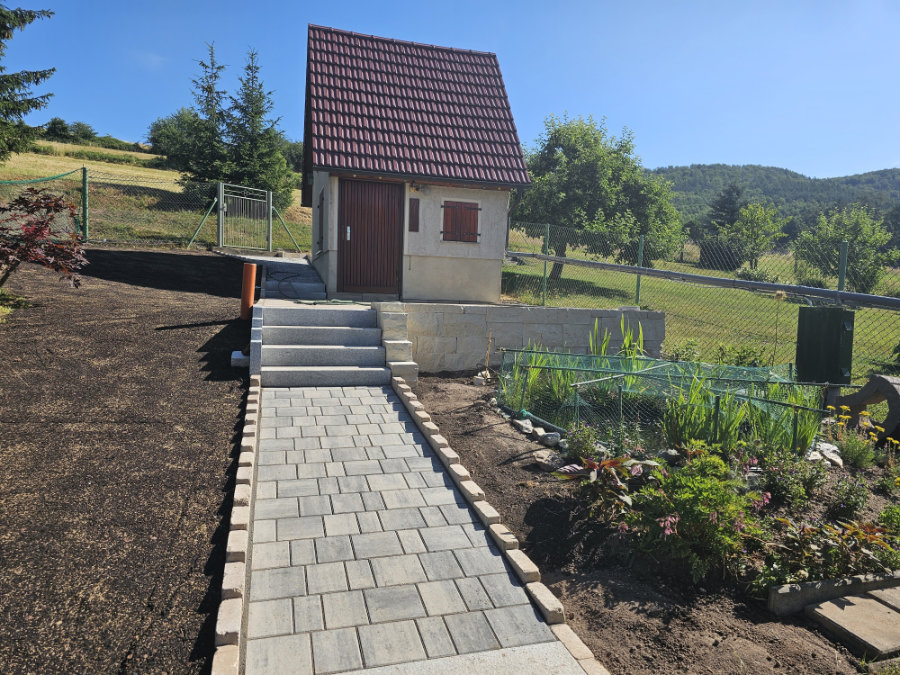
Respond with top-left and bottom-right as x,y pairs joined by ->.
338,179 -> 403,294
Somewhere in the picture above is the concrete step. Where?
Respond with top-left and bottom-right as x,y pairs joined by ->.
265,290 -> 328,301
261,345 -> 385,367
261,305 -> 376,327
262,326 -> 382,346
260,365 -> 392,387
806,593 -> 900,659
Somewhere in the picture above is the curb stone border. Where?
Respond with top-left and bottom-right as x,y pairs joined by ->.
210,373 -> 261,675
392,376 -> 611,675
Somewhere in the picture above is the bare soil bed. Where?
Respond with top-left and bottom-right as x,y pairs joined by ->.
415,375 -> 864,675
0,249 -> 248,673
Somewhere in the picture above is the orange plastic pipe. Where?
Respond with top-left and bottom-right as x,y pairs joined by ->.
240,263 -> 257,320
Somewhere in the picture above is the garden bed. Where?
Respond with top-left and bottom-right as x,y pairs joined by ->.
415,375 -> 900,674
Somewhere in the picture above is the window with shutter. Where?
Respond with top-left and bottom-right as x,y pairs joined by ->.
441,201 -> 480,242
408,198 -> 419,232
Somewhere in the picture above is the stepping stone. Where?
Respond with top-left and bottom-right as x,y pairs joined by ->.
806,594 -> 900,658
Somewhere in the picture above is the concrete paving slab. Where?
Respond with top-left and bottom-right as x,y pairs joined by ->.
806,594 -> 900,658
869,586 -> 900,612
357,620 -> 427,668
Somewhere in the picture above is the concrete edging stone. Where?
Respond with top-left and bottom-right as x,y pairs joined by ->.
768,571 -> 900,616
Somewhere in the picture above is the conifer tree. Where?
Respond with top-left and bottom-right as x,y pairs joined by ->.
225,50 -> 292,210
182,43 -> 229,186
0,5 -> 53,162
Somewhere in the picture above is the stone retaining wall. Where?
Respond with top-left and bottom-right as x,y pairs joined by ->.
388,303 -> 665,374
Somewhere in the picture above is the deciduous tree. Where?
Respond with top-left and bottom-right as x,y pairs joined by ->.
721,202 -> 786,270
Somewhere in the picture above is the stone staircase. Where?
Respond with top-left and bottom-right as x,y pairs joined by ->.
246,259 -> 418,388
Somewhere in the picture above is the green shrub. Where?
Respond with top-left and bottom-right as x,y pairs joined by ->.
565,421 -> 602,460
663,338 -> 700,362
628,455 -> 761,582
715,342 -> 767,367
736,266 -> 779,283
879,505 -> 900,533
827,476 -> 869,521
759,448 -> 826,508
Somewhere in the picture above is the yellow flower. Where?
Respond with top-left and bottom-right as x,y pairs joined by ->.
774,290 -> 787,302
875,425 -> 885,433
838,414 -> 851,421
826,405 -> 836,411
840,405 -> 851,411
860,410 -> 870,417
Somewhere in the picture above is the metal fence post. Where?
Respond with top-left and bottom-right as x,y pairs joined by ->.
635,234 -> 645,306
617,384 -> 624,451
216,182 -> 224,248
837,240 -> 848,293
791,407 -> 800,452
266,190 -> 273,252
541,224 -> 549,306
81,167 -> 89,240
712,395 -> 721,444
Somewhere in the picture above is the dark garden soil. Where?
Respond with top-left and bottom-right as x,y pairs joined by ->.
0,248 -> 249,674
415,376 -> 870,675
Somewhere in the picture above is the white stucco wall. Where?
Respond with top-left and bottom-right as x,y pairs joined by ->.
310,174 -> 510,302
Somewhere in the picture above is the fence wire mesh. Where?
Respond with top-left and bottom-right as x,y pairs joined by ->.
496,349 -> 863,457
505,223 -> 900,384
0,170 -> 84,235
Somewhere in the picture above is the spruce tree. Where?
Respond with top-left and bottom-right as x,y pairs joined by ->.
0,5 -> 54,162
225,50 -> 292,210
182,43 -> 229,187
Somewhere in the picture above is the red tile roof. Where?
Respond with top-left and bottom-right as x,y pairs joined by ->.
303,25 -> 530,191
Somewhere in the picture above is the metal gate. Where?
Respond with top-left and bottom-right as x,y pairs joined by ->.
217,183 -> 272,251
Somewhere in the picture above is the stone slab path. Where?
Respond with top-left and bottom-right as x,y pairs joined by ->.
246,385 -> 585,674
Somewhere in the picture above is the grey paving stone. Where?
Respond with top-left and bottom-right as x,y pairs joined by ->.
455,577 -> 494,611
364,585 -> 426,623
317,415 -> 347,426
338,475 -> 369,493
324,461 -> 346,477
315,535 -> 354,563
439,503 -> 474,525
277,479 -> 319,498
366,473 -> 408,492
356,423 -> 383,435
416,616 -> 457,659
295,463 -> 327,479
344,459 -> 383,475
443,611 -> 500,654
247,599 -> 294,639
404,456 -> 440,472
397,529 -> 427,554
293,436 -> 322,451
371,554 -> 428,587
311,627 -> 363,674
300,426 -> 326,438
316,477 -> 340,495
377,508 -> 426,531
303,448 -> 333,464
323,513 -> 361,537
402,472 -> 428,489
418,579 -> 468,616
256,482 -> 278,501
259,427 -> 276,439
419,506 -> 448,528
356,511 -> 382,533
381,489 -> 426,510
267,417 -> 293,428
346,414 -> 371,425
420,525 -> 473,552
369,433 -> 403,446
419,550 -> 465,581
245,633 -> 312,674
258,465 -> 297,482
379,458 -> 408,474
331,492 -> 365,514
484,604 -> 555,647
277,516 -> 325,541
305,561 -> 348,595
292,595 -> 324,633
421,471 -> 453,488
320,435 -> 356,449
454,546 -> 508,576
478,571 -> 530,607
358,620 -> 427,668
345,559 -> 376,590
290,539 -> 316,566
382,444 -> 421,459
259,450 -> 287,464
420,487 -> 464,507
254,519 -> 277,543
275,426 -> 303,439
361,491 -> 386,511
326,425 -> 358,437
323,589 -> 370,629
284,451 -> 304,464
461,522 -> 491,547
252,541 -> 291,570
275,406 -> 306,417
332,447 -> 368,462
351,532 -> 403,559
255,497 -> 299,521
298,495 -> 332,517
364,446 -> 386,460
251,566 -> 307,601
321,405 -> 351,415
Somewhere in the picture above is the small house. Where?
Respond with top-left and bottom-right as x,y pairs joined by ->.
301,25 -> 530,302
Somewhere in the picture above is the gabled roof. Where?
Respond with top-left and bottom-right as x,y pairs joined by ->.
302,25 -> 530,196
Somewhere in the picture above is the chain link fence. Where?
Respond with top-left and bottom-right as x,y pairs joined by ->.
0,169 -> 312,250
0,170 -> 85,235
505,223 -> 900,384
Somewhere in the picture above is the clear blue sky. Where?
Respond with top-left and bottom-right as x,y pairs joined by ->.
5,0 -> 899,178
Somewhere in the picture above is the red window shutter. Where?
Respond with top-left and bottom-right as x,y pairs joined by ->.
409,198 -> 419,232
442,202 -> 457,241
442,201 -> 478,242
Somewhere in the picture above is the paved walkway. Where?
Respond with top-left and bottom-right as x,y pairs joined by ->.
246,385 -> 584,674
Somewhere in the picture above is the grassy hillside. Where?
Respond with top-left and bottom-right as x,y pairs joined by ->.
0,141 -> 312,250
650,164 -> 900,225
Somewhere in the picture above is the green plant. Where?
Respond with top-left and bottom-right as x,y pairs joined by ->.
824,407 -> 878,469
747,384 -> 821,455
663,338 -> 701,362
880,505 -> 900,534
735,266 -> 780,283
588,318 -> 610,356
827,476 -> 869,521
565,421 -> 602,460
554,455 -> 659,520
715,342 -> 766,367
628,454 -> 762,582
759,446 -> 826,508
662,376 -> 747,453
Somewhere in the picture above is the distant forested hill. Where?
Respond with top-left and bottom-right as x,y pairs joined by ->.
649,164 -> 900,226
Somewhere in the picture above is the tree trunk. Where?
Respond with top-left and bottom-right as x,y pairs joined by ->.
549,241 -> 566,280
